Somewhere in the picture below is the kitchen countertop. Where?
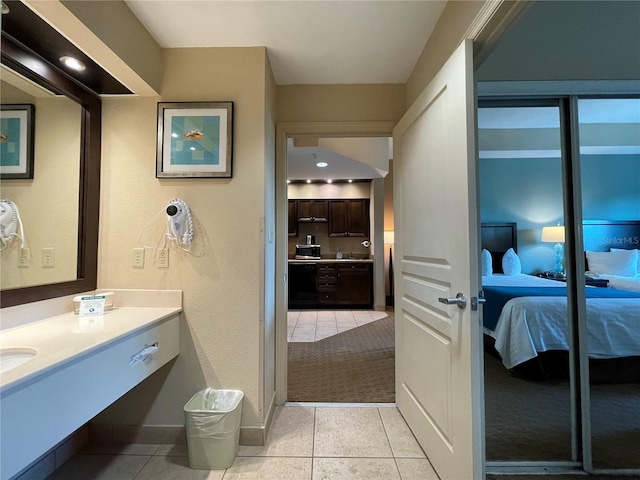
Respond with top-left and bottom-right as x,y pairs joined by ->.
288,258 -> 373,263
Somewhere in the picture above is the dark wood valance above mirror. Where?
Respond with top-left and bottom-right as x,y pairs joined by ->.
0,2 -> 104,307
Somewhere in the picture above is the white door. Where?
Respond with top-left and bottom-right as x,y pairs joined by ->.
393,40 -> 483,480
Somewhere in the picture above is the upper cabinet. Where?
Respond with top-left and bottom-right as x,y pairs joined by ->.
288,200 -> 298,237
297,200 -> 328,223
328,199 -> 370,237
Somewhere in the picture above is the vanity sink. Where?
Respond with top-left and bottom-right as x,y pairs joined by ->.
0,347 -> 38,374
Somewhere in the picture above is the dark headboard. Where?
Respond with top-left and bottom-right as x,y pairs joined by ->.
583,220 -> 640,252
481,222 -> 517,274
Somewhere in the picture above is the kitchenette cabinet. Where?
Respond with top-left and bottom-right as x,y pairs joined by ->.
336,263 -> 372,306
297,199 -> 328,223
328,199 -> 369,237
288,261 -> 373,309
288,200 -> 298,237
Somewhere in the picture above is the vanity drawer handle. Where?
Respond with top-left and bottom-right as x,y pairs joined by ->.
129,342 -> 159,366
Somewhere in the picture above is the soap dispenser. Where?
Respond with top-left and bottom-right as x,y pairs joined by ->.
336,249 -> 343,260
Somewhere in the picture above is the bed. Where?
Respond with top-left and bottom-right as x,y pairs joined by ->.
481,221 -> 640,382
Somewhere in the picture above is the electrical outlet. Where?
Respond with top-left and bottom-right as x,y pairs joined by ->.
42,247 -> 55,268
157,247 -> 169,268
18,248 -> 30,268
133,247 -> 145,268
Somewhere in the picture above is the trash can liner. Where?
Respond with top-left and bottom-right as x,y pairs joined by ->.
185,411 -> 239,439
184,388 -> 244,470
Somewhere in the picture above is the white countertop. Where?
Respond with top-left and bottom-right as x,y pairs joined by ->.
1,289 -> 182,392
1,306 -> 182,391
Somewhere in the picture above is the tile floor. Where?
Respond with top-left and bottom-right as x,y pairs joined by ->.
287,310 -> 390,342
47,405 -> 438,480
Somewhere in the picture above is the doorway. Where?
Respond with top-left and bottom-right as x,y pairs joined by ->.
275,123 -> 395,406
283,133 -> 396,403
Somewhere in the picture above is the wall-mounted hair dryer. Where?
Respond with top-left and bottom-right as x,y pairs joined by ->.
0,199 -> 26,251
165,198 -> 193,248
360,240 -> 371,248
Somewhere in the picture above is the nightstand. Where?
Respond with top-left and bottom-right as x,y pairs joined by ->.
584,278 -> 609,288
538,274 -> 609,288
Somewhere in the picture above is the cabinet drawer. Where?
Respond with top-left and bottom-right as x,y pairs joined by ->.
318,291 -> 338,304
316,264 -> 336,273
337,264 -> 371,273
317,274 -> 337,283
317,282 -> 337,292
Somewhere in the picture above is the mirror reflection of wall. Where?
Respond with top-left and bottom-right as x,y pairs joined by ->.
0,67 -> 81,289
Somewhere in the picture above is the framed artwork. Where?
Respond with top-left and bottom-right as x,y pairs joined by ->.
1,104 -> 35,179
156,101 -> 233,178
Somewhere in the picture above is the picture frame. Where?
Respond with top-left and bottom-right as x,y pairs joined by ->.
156,101 -> 233,178
1,104 -> 35,179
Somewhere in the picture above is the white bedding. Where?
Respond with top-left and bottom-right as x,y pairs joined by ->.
600,274 -> 640,293
483,274 -> 640,369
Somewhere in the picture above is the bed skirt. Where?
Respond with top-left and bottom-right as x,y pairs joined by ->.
483,335 -> 640,384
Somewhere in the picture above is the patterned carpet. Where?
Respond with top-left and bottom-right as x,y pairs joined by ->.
287,315 -> 395,403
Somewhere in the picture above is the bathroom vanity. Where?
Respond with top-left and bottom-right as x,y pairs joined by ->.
0,289 -> 182,480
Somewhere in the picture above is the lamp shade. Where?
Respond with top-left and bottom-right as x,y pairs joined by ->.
384,230 -> 395,245
541,225 -> 565,243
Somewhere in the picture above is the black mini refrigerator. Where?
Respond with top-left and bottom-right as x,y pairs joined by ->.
288,263 -> 317,309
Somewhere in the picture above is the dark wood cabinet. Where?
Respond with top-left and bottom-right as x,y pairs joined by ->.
297,200 -> 328,223
288,200 -> 298,237
315,262 -> 372,308
336,263 -> 372,306
328,199 -> 369,237
316,264 -> 337,305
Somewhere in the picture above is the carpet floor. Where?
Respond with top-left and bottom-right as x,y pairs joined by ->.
485,351 -> 640,469
287,315 -> 395,403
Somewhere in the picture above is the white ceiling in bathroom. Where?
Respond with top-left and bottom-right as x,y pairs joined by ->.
124,0 -> 447,85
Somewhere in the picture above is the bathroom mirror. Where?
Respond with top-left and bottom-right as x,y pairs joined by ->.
1,66 -> 82,291
0,31 -> 101,308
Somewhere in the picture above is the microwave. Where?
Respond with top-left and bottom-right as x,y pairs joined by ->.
295,244 -> 321,259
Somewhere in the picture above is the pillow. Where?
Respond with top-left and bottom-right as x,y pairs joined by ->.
610,248 -> 640,273
586,250 -> 638,277
481,249 -> 493,276
501,248 -> 521,276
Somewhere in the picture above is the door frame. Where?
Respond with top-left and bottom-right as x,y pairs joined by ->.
275,121 -> 395,405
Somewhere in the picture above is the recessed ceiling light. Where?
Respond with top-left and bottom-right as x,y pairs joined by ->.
316,162 -> 328,168
327,179 -> 333,184
59,56 -> 86,71
306,179 -> 311,184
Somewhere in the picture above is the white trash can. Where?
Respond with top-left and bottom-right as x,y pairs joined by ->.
184,388 -> 244,470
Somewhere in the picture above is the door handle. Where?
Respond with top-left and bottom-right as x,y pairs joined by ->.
438,293 -> 467,310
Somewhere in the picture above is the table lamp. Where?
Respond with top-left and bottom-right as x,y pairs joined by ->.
541,225 -> 565,278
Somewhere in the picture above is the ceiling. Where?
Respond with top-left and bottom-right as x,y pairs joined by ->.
124,0 -> 447,86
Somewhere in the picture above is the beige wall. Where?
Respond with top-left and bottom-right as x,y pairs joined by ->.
406,0 -> 487,106
61,0 -> 163,93
94,47 -> 271,433
277,84 -> 406,123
